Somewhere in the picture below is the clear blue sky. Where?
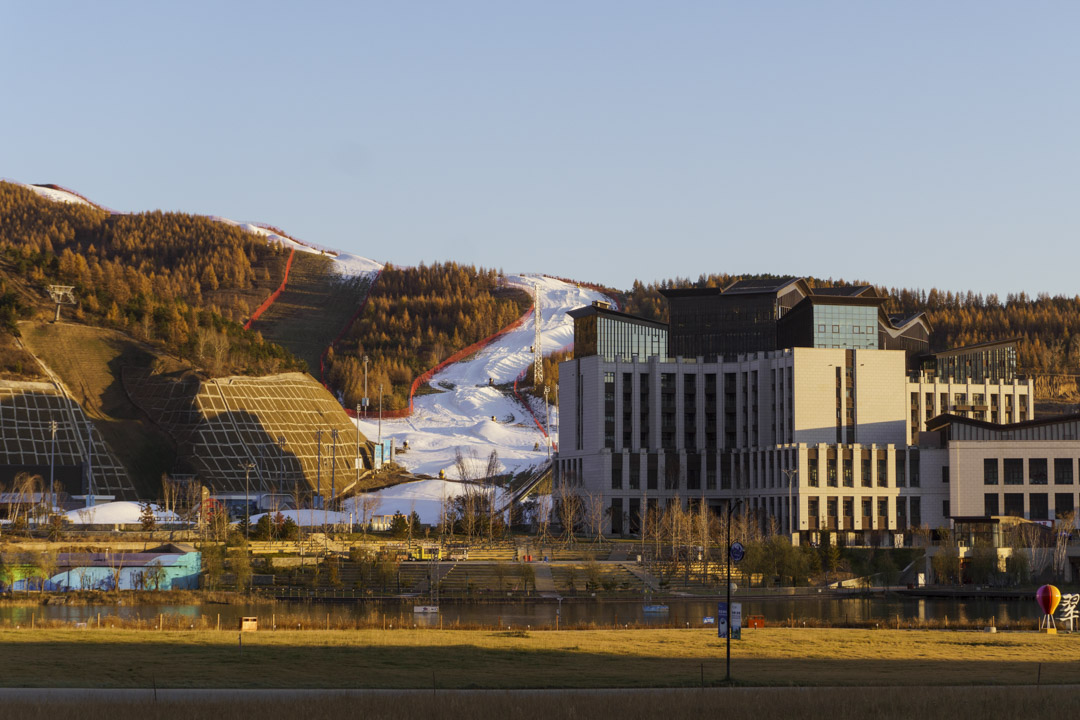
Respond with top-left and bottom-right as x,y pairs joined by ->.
3,2 -> 1079,296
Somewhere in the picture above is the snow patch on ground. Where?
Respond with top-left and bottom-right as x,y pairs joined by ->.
20,183 -> 93,206
354,274 -> 610,488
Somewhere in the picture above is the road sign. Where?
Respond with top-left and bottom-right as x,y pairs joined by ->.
717,602 -> 742,639
729,541 -> 745,564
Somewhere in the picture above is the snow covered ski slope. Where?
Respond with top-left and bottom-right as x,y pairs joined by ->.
355,274 -> 610,491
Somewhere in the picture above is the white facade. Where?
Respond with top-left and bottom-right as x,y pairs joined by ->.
556,346 -> 1034,544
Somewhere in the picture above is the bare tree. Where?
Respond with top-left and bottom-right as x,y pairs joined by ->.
583,491 -> 607,545
359,494 -> 381,540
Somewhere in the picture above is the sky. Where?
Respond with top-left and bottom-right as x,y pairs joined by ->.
3,2 -> 1079,297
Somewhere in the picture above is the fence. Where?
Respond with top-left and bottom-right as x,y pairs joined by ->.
243,248 -> 296,330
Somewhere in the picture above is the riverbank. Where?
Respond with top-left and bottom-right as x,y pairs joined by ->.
0,627 -> 1076,689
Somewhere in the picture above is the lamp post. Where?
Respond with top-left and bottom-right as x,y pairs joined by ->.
378,383 -> 384,447
48,421 -> 57,517
782,467 -> 798,538
330,429 -> 339,513
315,428 -> 323,518
244,461 -> 255,539
362,355 -> 369,417
724,498 -> 742,683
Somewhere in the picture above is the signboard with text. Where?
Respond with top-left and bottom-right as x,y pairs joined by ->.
718,602 -> 742,640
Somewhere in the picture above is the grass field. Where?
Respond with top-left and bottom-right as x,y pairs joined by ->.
1,627 -> 1078,690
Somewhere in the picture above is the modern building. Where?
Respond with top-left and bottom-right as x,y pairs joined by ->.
555,278 -> 1036,546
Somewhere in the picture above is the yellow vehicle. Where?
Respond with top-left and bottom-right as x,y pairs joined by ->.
407,544 -> 443,561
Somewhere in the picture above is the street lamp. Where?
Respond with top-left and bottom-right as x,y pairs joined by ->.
48,421 -> 57,517
781,467 -> 798,538
315,428 -> 323,516
362,355 -> 369,417
330,429 -> 339,513
243,461 -> 255,539
724,497 -> 743,683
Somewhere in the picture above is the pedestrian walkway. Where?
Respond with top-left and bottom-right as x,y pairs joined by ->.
532,563 -> 557,596
623,563 -> 659,592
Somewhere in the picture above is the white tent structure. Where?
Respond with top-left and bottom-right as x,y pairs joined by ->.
63,501 -> 179,526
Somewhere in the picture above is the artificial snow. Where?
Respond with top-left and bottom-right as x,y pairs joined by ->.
354,275 -> 611,500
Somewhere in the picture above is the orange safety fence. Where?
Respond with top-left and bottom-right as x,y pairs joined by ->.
351,305 -> 537,421
244,248 -> 296,330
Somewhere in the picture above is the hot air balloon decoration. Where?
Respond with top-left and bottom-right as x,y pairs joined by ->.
1036,584 -> 1061,633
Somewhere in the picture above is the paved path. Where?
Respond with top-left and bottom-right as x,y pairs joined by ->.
532,563 -> 557,596
623,562 -> 659,592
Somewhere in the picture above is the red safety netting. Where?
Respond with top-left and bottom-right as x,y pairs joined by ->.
243,248 -> 296,330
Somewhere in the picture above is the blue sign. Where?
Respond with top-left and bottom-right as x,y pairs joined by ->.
730,541 -> 745,564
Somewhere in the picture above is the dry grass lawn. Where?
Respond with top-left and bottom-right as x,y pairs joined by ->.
1,627 -> 1078,689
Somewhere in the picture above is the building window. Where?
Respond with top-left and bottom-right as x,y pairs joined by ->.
827,457 -> 837,487
877,457 -> 887,487
1030,493 -> 1049,520
1030,459 -> 1048,485
943,500 -> 950,518
818,324 -> 826,332
832,325 -> 840,333
942,466 -> 949,484
808,461 -> 819,487
910,497 -> 921,528
1003,493 -> 1024,517
861,457 -> 871,488
1055,459 -> 1074,485
611,453 -> 623,490
984,459 -> 998,485
843,461 -> 853,488
984,494 -> 999,516
895,454 -> 906,488
1056,493 -> 1075,519
1004,458 -> 1024,485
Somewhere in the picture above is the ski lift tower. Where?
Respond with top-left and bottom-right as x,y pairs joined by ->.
47,285 -> 76,323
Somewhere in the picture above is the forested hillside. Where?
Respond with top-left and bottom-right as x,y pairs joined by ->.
326,262 -> 531,411
0,181 -> 304,377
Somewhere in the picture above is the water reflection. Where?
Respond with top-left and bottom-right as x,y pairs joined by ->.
0,595 -> 1042,629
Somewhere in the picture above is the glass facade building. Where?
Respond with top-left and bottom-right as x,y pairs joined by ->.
570,305 -> 668,362
935,340 -> 1018,383
810,304 -> 879,350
